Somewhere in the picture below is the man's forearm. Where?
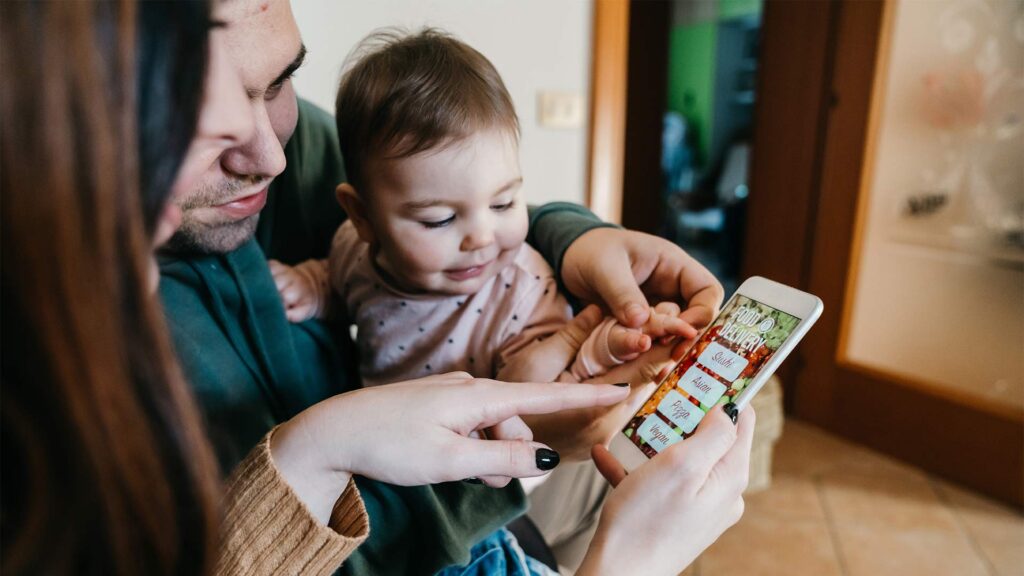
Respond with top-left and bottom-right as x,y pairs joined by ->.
526,202 -> 618,285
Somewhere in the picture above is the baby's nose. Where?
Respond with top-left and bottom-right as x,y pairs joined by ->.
460,228 -> 495,252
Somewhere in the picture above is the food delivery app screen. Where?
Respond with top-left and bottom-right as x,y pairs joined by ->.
621,294 -> 801,457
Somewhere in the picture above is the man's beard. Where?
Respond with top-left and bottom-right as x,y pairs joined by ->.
164,176 -> 266,255
164,213 -> 260,255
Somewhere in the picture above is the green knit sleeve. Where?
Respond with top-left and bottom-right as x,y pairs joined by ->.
526,202 -> 619,282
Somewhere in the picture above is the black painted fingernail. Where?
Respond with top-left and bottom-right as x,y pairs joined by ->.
614,382 -> 630,387
462,477 -> 483,485
723,402 -> 739,425
536,448 -> 560,471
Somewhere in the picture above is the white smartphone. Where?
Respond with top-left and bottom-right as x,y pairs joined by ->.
609,276 -> 823,471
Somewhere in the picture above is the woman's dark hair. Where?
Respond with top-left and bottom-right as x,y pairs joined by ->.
1,1 -> 220,575
137,0 -> 211,231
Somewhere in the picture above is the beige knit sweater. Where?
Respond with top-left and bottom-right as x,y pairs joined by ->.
215,431 -> 370,576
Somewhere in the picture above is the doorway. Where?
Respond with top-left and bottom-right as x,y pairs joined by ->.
594,0 -> 1024,507
610,0 -> 766,299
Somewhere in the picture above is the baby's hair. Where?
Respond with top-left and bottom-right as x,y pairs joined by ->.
335,28 -> 520,191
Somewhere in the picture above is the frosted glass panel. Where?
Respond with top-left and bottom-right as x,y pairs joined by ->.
844,0 -> 1024,410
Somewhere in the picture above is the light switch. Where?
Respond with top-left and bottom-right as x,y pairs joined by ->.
537,91 -> 584,129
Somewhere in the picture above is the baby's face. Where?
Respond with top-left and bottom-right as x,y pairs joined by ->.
365,128 -> 528,296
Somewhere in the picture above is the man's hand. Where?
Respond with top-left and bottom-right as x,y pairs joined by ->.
561,228 -> 724,333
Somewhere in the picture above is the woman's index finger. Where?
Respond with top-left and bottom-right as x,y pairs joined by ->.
466,380 -> 629,428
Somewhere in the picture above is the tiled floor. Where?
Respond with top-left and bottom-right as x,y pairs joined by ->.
682,420 -> 1024,576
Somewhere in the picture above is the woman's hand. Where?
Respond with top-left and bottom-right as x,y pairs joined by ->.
502,303 -> 693,461
500,302 -> 693,461
560,227 -> 724,333
578,406 -> 755,576
269,373 -> 630,523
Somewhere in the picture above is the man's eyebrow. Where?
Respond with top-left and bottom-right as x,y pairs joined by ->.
250,44 -> 306,98
272,44 -> 307,87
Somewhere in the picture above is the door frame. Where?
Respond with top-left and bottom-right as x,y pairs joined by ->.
744,0 -> 1024,507
587,0 -> 630,224
590,0 -> 1024,505
586,0 -> 671,232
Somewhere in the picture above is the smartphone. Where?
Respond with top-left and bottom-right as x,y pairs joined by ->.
609,276 -> 823,471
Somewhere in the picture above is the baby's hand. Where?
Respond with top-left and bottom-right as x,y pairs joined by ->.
607,302 -> 699,360
268,259 -> 329,323
643,301 -> 700,343
606,324 -> 651,362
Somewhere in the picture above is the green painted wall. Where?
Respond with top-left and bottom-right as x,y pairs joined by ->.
665,0 -> 762,168
666,22 -> 716,166
719,0 -> 762,21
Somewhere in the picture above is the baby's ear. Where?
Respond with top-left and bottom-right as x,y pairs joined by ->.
336,183 -> 376,245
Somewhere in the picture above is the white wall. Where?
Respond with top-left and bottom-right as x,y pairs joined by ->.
290,0 -> 593,206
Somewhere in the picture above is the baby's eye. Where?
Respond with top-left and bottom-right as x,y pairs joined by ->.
420,214 -> 455,229
491,200 -> 515,212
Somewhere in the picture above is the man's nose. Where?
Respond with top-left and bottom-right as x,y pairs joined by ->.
201,34 -> 254,147
219,104 -> 287,180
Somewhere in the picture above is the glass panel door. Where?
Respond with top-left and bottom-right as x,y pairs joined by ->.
842,0 -> 1024,411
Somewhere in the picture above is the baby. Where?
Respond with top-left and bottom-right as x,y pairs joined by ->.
272,29 -> 691,390
269,31 -> 697,569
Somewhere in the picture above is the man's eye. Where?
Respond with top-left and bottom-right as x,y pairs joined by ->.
491,201 -> 515,212
265,84 -> 283,100
420,215 -> 455,229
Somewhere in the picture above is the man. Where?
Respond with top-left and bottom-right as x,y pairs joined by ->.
159,1 -> 723,574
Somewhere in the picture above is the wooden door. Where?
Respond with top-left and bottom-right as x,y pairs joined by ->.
745,0 -> 1024,507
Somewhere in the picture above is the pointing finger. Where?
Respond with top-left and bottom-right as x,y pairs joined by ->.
462,380 -> 630,430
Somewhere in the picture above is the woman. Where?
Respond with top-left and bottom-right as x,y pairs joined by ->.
0,1 -> 753,575
1,1 -> 222,573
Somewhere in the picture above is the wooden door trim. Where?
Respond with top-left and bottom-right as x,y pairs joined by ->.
825,365 -> 1023,506
834,0 -> 894,365
586,0 -> 630,224
835,359 -> 1024,422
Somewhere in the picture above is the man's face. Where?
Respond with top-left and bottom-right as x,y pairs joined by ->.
167,0 -> 304,254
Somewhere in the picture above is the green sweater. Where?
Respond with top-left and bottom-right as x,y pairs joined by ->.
159,99 -> 614,575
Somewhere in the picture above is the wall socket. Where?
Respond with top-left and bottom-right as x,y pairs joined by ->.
537,91 -> 584,129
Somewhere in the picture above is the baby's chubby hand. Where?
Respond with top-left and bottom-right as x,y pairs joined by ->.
268,259 -> 329,323
607,302 -> 699,361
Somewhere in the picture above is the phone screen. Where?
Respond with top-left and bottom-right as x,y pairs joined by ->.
620,293 -> 802,457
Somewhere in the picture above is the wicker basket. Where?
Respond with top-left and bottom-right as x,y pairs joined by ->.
745,376 -> 784,493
